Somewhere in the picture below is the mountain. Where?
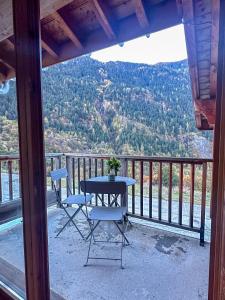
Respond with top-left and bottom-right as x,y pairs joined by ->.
0,55 -> 212,157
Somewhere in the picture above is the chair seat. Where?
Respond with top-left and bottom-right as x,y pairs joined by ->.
89,207 -> 125,221
62,194 -> 92,205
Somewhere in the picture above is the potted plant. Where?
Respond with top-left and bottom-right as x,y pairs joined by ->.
106,157 -> 121,181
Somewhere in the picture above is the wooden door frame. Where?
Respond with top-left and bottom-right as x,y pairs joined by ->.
0,0 -> 225,299
12,0 -> 50,299
208,0 -> 225,299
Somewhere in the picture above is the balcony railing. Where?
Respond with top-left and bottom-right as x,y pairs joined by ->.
64,154 -> 213,246
0,154 -> 62,204
0,154 -> 62,224
0,153 -> 213,245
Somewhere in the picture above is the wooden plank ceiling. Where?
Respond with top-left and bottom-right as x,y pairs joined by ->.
0,0 -> 219,130
180,0 -> 219,130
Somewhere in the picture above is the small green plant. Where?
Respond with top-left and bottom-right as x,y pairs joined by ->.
106,157 -> 121,175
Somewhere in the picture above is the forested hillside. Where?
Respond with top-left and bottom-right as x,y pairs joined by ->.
0,55 -> 212,157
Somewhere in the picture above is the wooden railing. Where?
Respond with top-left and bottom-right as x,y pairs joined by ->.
0,155 -> 20,203
0,153 -> 213,245
64,154 -> 213,245
0,153 -> 63,204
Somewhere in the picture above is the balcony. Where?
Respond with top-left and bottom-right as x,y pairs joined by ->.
0,153 -> 212,299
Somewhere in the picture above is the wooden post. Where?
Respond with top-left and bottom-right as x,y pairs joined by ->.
51,158 -> 54,190
158,162 -> 162,220
7,161 -> 13,201
132,160 -> 135,214
200,162 -> 207,246
78,158 -> 81,194
168,163 -> 172,223
66,156 -> 72,197
178,163 -> 183,225
121,158 -> 128,177
13,0 -> 50,299
72,158 -> 76,194
149,161 -> 153,218
88,158 -> 92,178
189,164 -> 195,228
56,155 -> 62,201
0,162 -> 2,203
140,160 -> 144,216
121,158 -> 128,208
209,0 -> 225,298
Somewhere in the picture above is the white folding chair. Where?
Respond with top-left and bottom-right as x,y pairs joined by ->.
80,180 -> 129,269
51,168 -> 92,239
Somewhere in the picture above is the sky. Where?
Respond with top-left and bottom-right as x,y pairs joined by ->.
91,25 -> 187,65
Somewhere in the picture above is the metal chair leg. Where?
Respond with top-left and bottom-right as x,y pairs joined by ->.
120,218 -> 125,269
87,219 -> 96,242
124,214 -> 132,227
86,220 -> 101,240
56,206 -> 85,239
84,219 -> 127,269
84,221 -> 94,267
77,205 -> 98,242
56,221 -> 70,237
80,205 -> 89,218
114,221 -> 129,245
56,216 -> 85,238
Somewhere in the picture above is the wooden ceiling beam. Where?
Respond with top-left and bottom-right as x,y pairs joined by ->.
0,62 -> 8,78
194,98 -> 216,129
0,40 -> 15,80
41,28 -> 59,59
0,60 -> 13,73
5,38 -> 14,49
134,0 -> 150,29
182,0 -> 218,129
0,0 -> 75,43
0,48 -> 15,69
182,0 -> 200,100
195,112 -> 214,130
0,39 -> 15,70
0,72 -> 6,83
0,0 -> 181,83
92,0 -> 116,40
43,0 -> 181,66
210,0 -> 220,98
53,12 -> 83,50
0,57 -> 14,70
41,40 -> 58,59
0,61 -> 14,81
176,0 -> 183,19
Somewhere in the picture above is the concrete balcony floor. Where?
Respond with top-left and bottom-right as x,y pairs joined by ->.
0,207 -> 209,300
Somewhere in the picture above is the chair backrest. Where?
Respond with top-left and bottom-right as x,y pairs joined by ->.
50,168 -> 68,181
80,180 -> 126,196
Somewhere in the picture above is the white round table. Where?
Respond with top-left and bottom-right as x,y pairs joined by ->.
87,175 -> 136,186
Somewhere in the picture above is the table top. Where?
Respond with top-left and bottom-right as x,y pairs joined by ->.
87,176 -> 136,186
